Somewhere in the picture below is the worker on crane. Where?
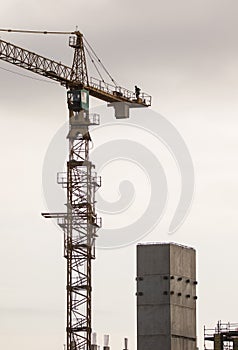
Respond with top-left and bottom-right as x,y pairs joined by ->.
135,85 -> 141,99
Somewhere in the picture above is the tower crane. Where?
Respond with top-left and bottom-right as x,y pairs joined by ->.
0,28 -> 151,350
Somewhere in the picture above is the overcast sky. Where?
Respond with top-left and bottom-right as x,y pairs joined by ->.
1,1 -> 238,350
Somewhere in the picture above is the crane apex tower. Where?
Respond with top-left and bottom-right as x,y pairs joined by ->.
137,243 -> 197,350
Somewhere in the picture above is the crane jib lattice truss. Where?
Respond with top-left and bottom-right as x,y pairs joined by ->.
0,35 -> 151,106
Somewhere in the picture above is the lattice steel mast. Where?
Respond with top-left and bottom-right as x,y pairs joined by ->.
57,111 -> 101,350
69,32 -> 89,86
44,32 -> 102,350
64,32 -> 100,350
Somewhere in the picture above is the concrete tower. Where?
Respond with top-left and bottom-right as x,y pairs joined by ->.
137,243 -> 197,350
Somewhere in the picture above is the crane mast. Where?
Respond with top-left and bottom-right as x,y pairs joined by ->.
0,29 -> 151,350
62,108 -> 101,350
44,32 -> 101,350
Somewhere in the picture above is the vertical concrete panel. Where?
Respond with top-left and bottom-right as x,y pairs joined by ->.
170,244 -> 196,279
137,244 -> 170,276
138,335 -> 170,350
138,305 -> 170,335
171,337 -> 196,350
171,305 -> 196,338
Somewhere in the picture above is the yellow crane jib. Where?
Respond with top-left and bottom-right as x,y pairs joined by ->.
0,31 -> 151,118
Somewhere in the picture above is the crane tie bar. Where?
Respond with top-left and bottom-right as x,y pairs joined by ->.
0,28 -> 76,35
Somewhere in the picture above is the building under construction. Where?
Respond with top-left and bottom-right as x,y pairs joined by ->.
204,322 -> 238,350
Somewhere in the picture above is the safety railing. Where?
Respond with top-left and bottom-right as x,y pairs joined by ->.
89,76 -> 151,106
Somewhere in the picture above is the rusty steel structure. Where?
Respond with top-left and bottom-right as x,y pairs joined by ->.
59,113 -> 101,350
0,28 -> 151,350
44,112 -> 101,350
204,321 -> 238,350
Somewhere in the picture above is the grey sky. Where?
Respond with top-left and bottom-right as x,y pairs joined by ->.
0,1 -> 238,350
